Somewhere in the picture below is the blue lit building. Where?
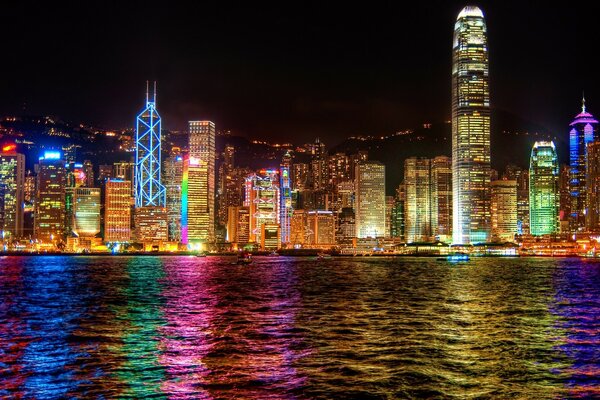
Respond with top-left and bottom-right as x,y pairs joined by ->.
280,151 -> 293,246
569,96 -> 598,233
134,82 -> 166,208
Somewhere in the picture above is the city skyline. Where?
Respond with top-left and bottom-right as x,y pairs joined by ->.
1,3 -> 599,145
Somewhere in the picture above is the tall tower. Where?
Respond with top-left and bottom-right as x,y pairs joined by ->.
188,121 -> 216,243
355,161 -> 386,239
35,151 -> 66,245
0,144 -> 25,239
569,95 -> 598,233
280,151 -> 293,246
529,141 -> 559,236
452,6 -> 491,244
404,157 -> 431,243
135,82 -> 166,208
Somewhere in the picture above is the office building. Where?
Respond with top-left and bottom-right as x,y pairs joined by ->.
104,179 -> 132,243
529,141 -> 559,235
355,161 -> 385,238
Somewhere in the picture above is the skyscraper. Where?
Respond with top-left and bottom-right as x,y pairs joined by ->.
0,144 -> 25,239
245,170 -> 280,248
490,180 -> 518,242
104,179 -> 132,243
355,161 -> 385,238
452,6 -> 490,244
569,96 -> 598,233
529,141 -> 559,236
188,120 -> 215,243
35,151 -> 66,245
404,157 -> 431,243
164,154 -> 183,242
280,152 -> 293,246
586,141 -> 600,232
72,187 -> 101,237
430,155 -> 452,242
135,82 -> 166,208
181,155 -> 212,247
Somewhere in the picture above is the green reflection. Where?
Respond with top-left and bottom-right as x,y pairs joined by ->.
113,257 -> 167,398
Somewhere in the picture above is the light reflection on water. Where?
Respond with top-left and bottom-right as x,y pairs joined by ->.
1,256 -> 599,398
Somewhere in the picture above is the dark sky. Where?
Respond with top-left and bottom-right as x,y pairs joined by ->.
2,2 -> 598,145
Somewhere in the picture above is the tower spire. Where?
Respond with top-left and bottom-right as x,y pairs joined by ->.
582,91 -> 587,113
153,81 -> 157,104
145,80 -> 149,104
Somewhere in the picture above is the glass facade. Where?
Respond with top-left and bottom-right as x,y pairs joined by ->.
72,187 -> 101,237
452,6 -> 490,244
404,157 -> 431,243
0,151 -> 25,239
490,180 -> 517,242
104,179 -> 132,243
569,99 -> 598,233
35,153 -> 66,243
529,141 -> 559,236
355,161 -> 385,238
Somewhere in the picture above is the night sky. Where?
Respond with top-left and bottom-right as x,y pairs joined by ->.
2,2 -> 599,145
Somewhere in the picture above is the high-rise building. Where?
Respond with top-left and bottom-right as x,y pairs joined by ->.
188,120 -> 215,243
280,153 -> 293,246
104,179 -> 132,243
306,210 -> 336,246
529,141 -> 559,236
504,164 -> 530,235
72,187 -> 101,237
404,157 -> 431,243
452,6 -> 490,244
292,163 -> 310,191
98,165 -> 114,185
135,82 -> 166,208
134,206 -> 168,243
586,142 -> 600,232
0,145 -> 25,239
114,161 -> 135,182
490,180 -> 518,242
34,151 -> 66,244
83,160 -> 94,188
181,156 -> 211,246
430,156 -> 452,241
164,154 -> 183,242
569,97 -> 598,233
559,164 -> 571,233
245,170 -> 280,248
226,206 -> 250,249
336,207 -> 355,245
355,161 -> 385,238
385,195 -> 395,238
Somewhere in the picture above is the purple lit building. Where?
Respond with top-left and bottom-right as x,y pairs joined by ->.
569,96 -> 598,234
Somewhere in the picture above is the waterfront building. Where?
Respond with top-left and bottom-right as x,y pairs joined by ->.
385,195 -> 395,238
569,97 -> 598,233
164,154 -> 183,242
355,161 -> 385,238
181,155 -> 211,247
134,206 -> 168,243
0,145 -> 25,239
529,141 -> 559,236
72,187 -> 101,237
336,207 -> 356,245
291,209 -> 307,246
280,153 -> 293,246
490,180 -> 518,242
586,141 -> 600,232
404,157 -> 431,242
226,206 -> 250,249
559,164 -> 571,233
34,151 -> 66,245
452,6 -> 491,244
134,82 -> 166,208
188,120 -> 215,243
306,210 -> 336,246
245,170 -> 280,249
430,155 -> 452,242
104,179 -> 132,243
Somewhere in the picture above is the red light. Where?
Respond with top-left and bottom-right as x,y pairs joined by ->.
2,144 -> 16,153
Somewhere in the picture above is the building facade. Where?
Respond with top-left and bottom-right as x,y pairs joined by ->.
104,179 -> 132,243
34,151 -> 66,244
355,161 -> 385,238
452,6 -> 491,244
0,146 -> 25,239
529,141 -> 559,236
490,180 -> 517,242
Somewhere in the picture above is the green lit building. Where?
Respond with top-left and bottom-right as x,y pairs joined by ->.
529,141 -> 559,235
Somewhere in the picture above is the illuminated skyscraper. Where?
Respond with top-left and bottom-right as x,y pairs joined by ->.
431,156 -> 452,242
188,121 -> 215,242
34,151 -> 66,244
72,187 -> 101,237
586,141 -> 600,232
490,180 -> 517,242
226,206 -> 250,249
529,141 -> 559,236
569,96 -> 598,233
104,179 -> 132,243
245,170 -> 280,248
452,6 -> 490,244
0,144 -> 25,239
164,154 -> 183,242
280,151 -> 293,245
404,157 -> 431,243
181,156 -> 212,246
135,82 -> 166,208
355,161 -> 385,238
306,210 -> 336,246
